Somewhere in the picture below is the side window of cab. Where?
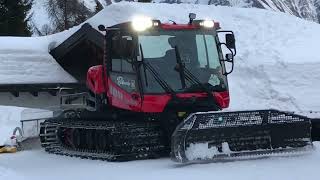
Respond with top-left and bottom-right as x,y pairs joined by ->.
109,32 -> 137,93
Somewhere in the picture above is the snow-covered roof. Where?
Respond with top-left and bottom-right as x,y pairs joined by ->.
0,49 -> 76,84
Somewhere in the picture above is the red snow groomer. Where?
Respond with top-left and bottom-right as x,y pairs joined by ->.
40,14 -> 318,163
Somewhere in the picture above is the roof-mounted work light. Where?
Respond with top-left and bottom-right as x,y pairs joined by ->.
132,16 -> 153,31
131,16 -> 160,31
199,20 -> 214,28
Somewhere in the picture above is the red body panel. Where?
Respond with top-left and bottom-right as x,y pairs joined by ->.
107,79 -> 141,112
161,24 -> 198,30
87,65 -> 106,94
160,22 -> 220,30
213,91 -> 230,109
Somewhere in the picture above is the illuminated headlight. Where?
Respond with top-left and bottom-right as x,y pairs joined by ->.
200,20 -> 214,28
132,16 -> 153,31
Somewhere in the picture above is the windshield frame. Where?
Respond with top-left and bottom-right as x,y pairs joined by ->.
135,28 -> 228,94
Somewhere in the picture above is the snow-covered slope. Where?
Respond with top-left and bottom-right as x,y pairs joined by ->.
29,0 -> 320,35
160,0 -> 320,23
254,0 -> 318,22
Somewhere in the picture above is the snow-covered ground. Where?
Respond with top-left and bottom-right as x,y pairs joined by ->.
0,143 -> 320,180
1,2 -> 320,180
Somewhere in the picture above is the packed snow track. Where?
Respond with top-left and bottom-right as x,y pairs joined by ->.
0,143 -> 320,180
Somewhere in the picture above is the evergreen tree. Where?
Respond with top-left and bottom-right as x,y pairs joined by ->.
0,0 -> 32,36
46,0 -> 94,32
314,0 -> 320,23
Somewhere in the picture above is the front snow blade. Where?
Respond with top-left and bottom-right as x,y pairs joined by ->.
171,110 -> 313,163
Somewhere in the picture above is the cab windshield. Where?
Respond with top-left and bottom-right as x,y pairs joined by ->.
138,29 -> 227,93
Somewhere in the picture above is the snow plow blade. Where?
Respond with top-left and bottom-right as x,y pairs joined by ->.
171,110 -> 313,163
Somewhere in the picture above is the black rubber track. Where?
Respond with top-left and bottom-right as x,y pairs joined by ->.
40,117 -> 170,161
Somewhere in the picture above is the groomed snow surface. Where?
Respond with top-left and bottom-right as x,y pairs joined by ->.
0,143 -> 320,180
1,2 -> 320,180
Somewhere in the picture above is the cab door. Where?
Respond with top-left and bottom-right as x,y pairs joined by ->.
106,31 -> 142,111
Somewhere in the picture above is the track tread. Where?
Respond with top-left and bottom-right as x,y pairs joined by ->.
40,117 -> 169,161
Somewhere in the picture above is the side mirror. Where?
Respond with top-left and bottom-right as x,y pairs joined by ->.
98,24 -> 106,31
225,34 -> 235,49
223,53 -> 234,75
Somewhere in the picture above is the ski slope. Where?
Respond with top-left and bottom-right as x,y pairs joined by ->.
0,2 -> 320,180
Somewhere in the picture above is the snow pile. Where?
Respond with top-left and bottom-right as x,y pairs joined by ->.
0,106 -> 52,145
0,106 -> 25,145
185,142 -> 231,161
185,143 -> 220,160
0,50 -> 76,84
0,34 -> 77,83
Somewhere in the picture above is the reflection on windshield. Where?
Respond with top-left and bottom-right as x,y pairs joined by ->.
138,29 -> 227,93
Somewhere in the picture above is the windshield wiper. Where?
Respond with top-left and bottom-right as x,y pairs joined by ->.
174,46 -> 221,109
139,44 -> 176,97
174,46 -> 187,89
174,46 -> 206,91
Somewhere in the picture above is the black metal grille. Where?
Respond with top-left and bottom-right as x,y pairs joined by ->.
171,109 -> 312,163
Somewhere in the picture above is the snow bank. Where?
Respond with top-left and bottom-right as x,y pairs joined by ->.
185,142 -> 219,160
0,106 -> 52,146
0,106 -> 25,145
0,50 -> 76,84
0,30 -> 77,83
